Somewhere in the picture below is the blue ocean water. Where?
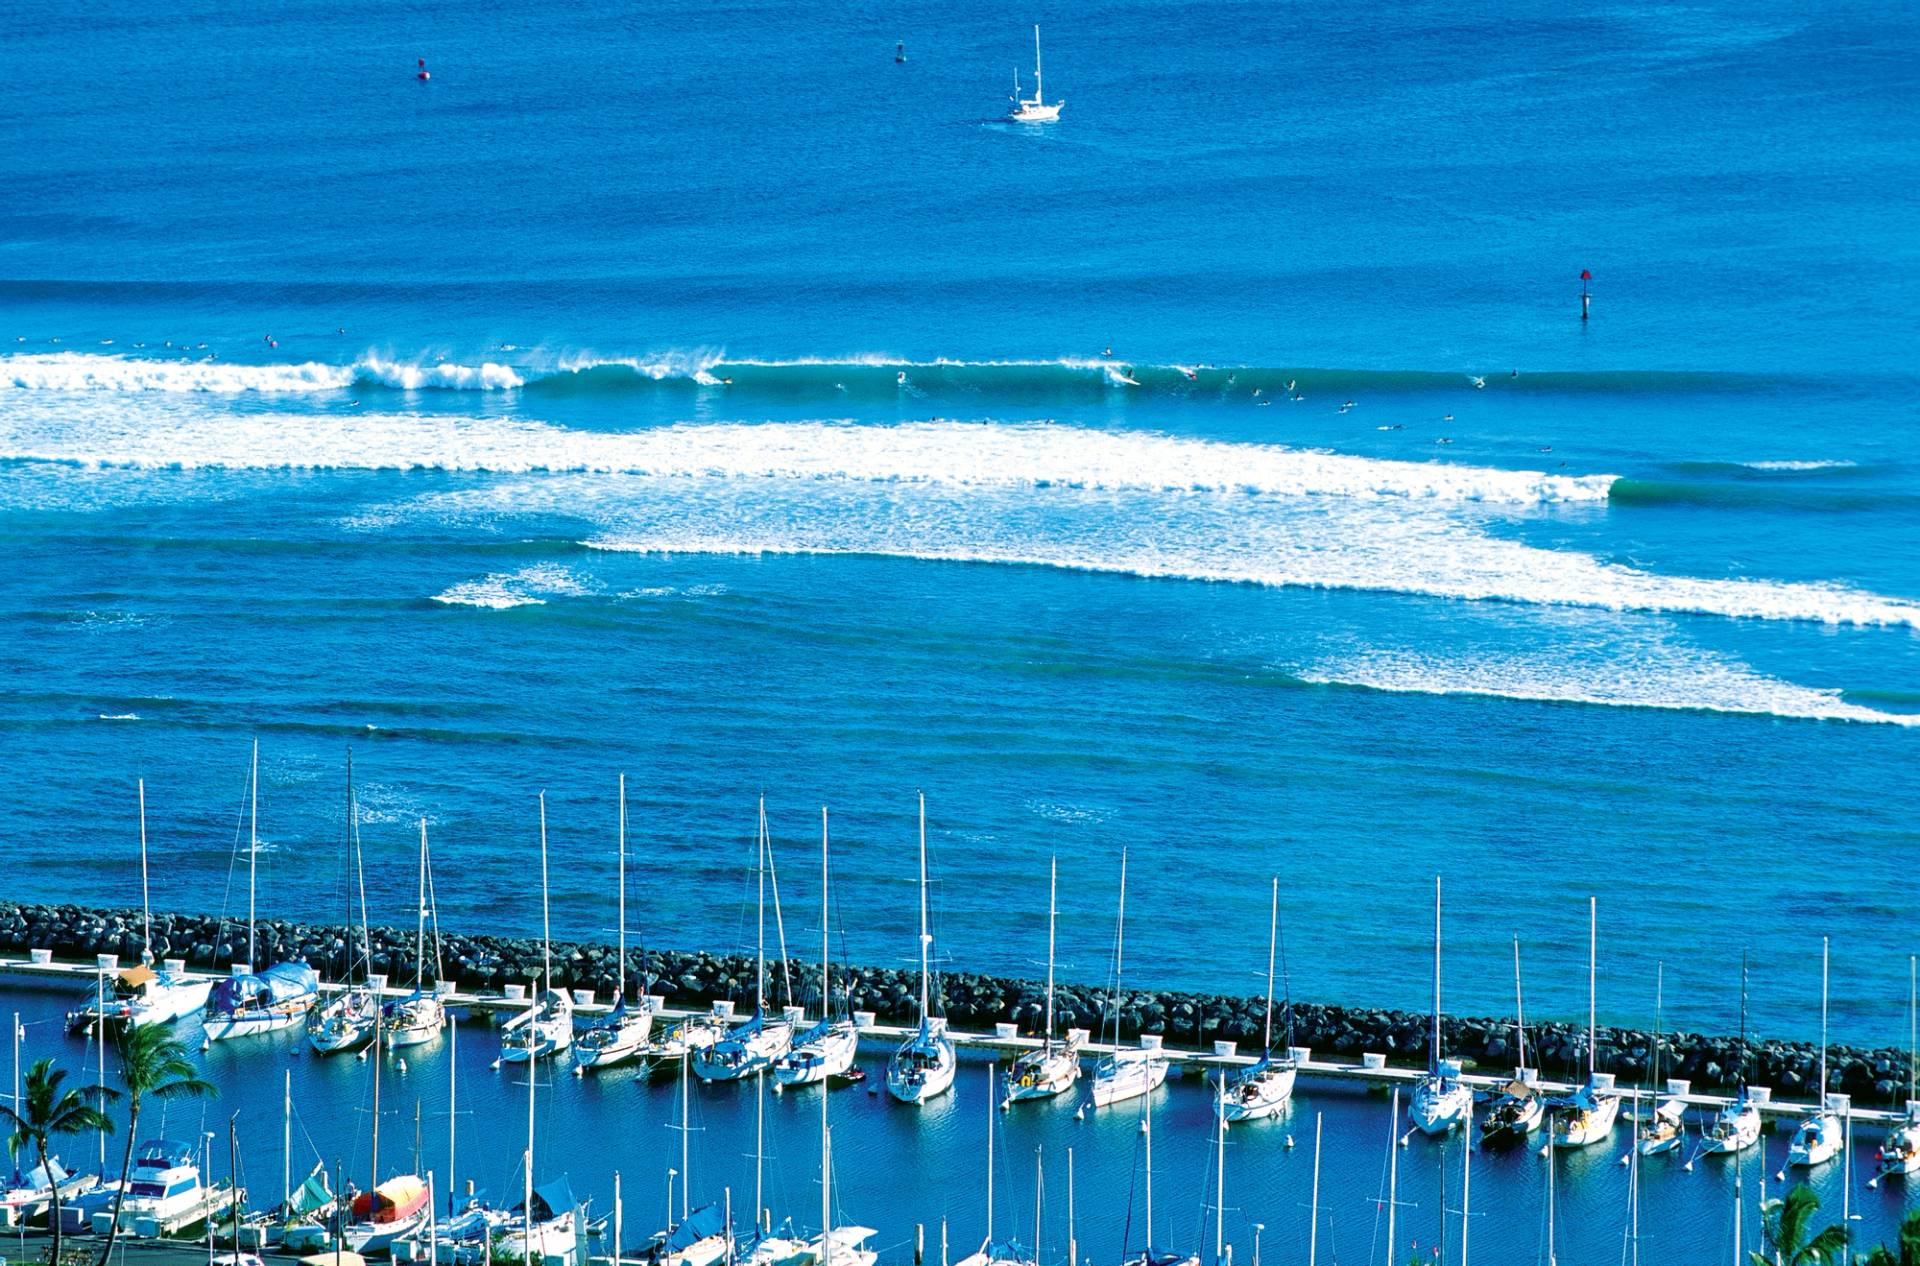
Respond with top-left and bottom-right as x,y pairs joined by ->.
3,0 -> 1919,1084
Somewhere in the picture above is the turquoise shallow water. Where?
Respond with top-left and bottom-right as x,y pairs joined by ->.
1,0 -> 1918,1256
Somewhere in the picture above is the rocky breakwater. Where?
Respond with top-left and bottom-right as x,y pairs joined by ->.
3,900 -> 1911,1105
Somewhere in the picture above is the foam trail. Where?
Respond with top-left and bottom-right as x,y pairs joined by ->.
356,358 -> 524,390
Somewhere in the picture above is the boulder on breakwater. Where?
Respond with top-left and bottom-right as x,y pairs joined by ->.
1,899 -> 1904,1105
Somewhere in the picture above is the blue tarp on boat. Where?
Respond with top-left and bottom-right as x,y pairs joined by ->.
209,961 -> 319,1013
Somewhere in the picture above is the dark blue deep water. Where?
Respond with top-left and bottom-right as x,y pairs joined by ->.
2,0 -> 1917,1257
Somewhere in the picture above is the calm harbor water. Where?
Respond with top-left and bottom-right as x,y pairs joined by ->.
5,983 -> 1913,1266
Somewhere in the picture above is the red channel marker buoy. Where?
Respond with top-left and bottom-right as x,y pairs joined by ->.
417,58 -> 431,81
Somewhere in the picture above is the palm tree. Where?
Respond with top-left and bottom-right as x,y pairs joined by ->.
0,1057 -> 118,1265
1751,1183 -> 1849,1266
1860,1210 -> 1920,1266
96,1025 -> 215,1266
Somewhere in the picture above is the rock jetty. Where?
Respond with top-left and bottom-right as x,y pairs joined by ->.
3,900 -> 1911,1105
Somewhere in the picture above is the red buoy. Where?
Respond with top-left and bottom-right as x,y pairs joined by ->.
416,58 -> 430,81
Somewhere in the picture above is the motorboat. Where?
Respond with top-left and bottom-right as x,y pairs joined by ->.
1,1159 -> 98,1224
67,964 -> 213,1033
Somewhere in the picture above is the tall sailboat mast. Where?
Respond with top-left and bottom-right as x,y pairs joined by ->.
1587,898 -> 1597,1076
138,779 -> 151,958
1032,26 -> 1044,104
539,793 -> 553,994
1043,857 -> 1057,1056
821,809 -> 832,1023
618,775 -> 628,1007
1429,878 -> 1442,1073
1262,877 -> 1277,1055
248,738 -> 259,965
1512,937 -> 1527,1070
917,793 -> 930,1026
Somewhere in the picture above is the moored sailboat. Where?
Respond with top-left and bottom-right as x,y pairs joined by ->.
1700,955 -> 1760,1157
1408,877 -> 1470,1136
694,799 -> 793,1082
887,794 -> 956,1104
384,817 -> 447,1049
1003,857 -> 1081,1107
1481,938 -> 1543,1142
501,794 -> 574,1064
1637,963 -> 1686,1157
1551,898 -> 1621,1149
1878,956 -> 1920,1179
1224,877 -> 1295,1124
1787,938 -> 1840,1168
204,741 -> 319,1041
774,807 -> 859,1090
1089,850 -> 1167,1109
309,752 -> 379,1055
1005,26 -> 1063,122
576,776 -> 655,1072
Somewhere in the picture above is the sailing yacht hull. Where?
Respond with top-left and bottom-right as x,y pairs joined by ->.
773,1020 -> 858,1088
1552,1093 -> 1622,1148
1787,1113 -> 1841,1167
1409,1077 -> 1471,1135
1224,1060 -> 1297,1123
1090,1051 -> 1168,1107
1699,1102 -> 1761,1154
1008,103 -> 1062,122
204,1005 -> 310,1041
1002,1045 -> 1081,1104
1880,1123 -> 1920,1177
692,1019 -> 793,1082
887,1035 -> 957,1104
576,1011 -> 655,1070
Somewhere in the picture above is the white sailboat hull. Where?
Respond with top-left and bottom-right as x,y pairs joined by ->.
1008,102 -> 1062,122
1700,1101 -> 1761,1154
1224,1059 -> 1297,1123
1881,1121 -> 1920,1176
1787,1112 -> 1841,1167
1002,1043 -> 1081,1104
693,1017 -> 793,1081
204,1004 -> 310,1041
1552,1092 -> 1622,1148
774,1019 -> 859,1088
575,1009 -> 655,1070
1409,1076 -> 1471,1135
887,1032 -> 956,1104
1090,1050 -> 1168,1107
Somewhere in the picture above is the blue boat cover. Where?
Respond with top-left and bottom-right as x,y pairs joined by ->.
531,1176 -> 576,1220
210,961 -> 318,1013
656,1202 -> 724,1252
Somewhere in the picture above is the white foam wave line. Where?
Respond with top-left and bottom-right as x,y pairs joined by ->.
0,353 -> 525,393
580,532 -> 1920,631
0,415 -> 1614,504
1741,460 -> 1857,472
1296,655 -> 1918,728
1,354 -> 356,393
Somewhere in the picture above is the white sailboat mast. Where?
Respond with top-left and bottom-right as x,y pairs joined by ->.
1512,937 -> 1527,1070
821,808 -> 831,1023
138,779 -> 151,957
539,793 -> 552,992
1429,878 -> 1442,1072
1032,27 -> 1044,103
918,793 -> 930,1025
1262,877 -> 1277,1054
248,738 -> 259,965
1818,937 -> 1829,1102
1044,857 -> 1057,1054
1307,1113 -> 1321,1266
1587,897 -> 1597,1077
1213,1073 -> 1226,1266
618,774 -> 628,1007
757,797 -> 768,1018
